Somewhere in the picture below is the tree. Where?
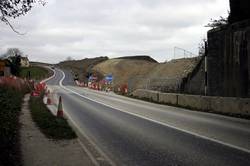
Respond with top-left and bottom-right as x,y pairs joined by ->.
9,55 -> 21,76
2,48 -> 23,76
205,16 -> 228,29
2,48 -> 23,59
198,39 -> 206,56
65,56 -> 74,61
0,0 -> 46,34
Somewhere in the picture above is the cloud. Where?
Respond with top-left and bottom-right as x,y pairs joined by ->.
0,0 -> 229,63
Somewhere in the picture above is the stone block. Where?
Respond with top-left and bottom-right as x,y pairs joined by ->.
177,94 -> 204,110
158,93 -> 178,105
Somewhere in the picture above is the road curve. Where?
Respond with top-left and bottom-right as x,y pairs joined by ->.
46,68 -> 250,166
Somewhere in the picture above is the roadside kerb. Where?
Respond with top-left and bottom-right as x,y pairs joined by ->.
44,85 -> 115,166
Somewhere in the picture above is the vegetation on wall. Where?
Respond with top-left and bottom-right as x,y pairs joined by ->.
206,0 -> 250,28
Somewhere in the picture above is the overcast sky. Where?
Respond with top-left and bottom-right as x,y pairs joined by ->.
0,0 -> 229,63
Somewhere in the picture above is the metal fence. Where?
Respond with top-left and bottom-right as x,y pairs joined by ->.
173,47 -> 198,59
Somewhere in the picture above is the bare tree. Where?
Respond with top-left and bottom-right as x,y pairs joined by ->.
0,0 -> 46,34
65,56 -> 74,61
205,16 -> 228,29
1,48 -> 23,59
198,39 -> 206,56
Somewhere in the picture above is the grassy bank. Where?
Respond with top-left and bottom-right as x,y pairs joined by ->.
29,94 -> 76,140
0,87 -> 24,166
20,66 -> 51,80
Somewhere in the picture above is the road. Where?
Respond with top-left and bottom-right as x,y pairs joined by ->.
46,68 -> 250,166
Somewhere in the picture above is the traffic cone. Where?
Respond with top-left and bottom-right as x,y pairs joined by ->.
125,88 -> 128,93
47,90 -> 50,96
57,96 -> 63,117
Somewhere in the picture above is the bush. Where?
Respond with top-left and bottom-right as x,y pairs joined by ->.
0,87 -> 24,166
29,94 -> 76,140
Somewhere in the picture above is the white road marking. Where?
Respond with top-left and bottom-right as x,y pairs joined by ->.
40,67 -> 56,83
62,102 -> 116,166
58,69 -> 117,166
77,139 -> 100,166
58,69 -> 250,154
44,69 -> 115,166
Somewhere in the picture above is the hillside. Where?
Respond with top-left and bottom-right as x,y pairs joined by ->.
58,55 -> 202,93
145,57 -> 201,92
93,56 -> 202,92
57,57 -> 108,81
115,55 -> 158,63
30,62 -> 53,66
93,58 -> 158,87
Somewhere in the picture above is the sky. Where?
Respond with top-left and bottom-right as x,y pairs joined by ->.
0,0 -> 229,63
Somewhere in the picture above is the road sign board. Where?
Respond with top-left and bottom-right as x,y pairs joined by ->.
89,75 -> 98,81
105,75 -> 113,82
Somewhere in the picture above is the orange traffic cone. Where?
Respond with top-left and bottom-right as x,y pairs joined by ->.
57,96 -> 63,117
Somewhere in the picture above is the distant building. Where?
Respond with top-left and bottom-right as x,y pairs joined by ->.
20,56 -> 30,67
0,59 -> 11,76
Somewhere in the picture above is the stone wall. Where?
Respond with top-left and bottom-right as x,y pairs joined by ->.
229,0 -> 250,23
132,89 -> 250,116
182,56 -> 205,95
207,20 -> 250,97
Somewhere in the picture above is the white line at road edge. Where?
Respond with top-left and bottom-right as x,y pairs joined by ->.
43,68 -> 109,166
40,66 -> 56,83
58,69 -> 250,154
58,69 -> 116,166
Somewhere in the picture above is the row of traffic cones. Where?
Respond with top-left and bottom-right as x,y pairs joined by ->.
46,89 -> 63,118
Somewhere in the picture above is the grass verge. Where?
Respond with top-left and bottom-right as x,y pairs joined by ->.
20,66 -> 51,80
0,87 -> 24,166
29,94 -> 77,140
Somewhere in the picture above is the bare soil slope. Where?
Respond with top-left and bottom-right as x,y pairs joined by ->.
57,57 -> 108,81
58,55 -> 202,93
93,56 -> 202,91
93,58 -> 157,87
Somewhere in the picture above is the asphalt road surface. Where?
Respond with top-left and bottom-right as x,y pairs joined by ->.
46,68 -> 250,166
